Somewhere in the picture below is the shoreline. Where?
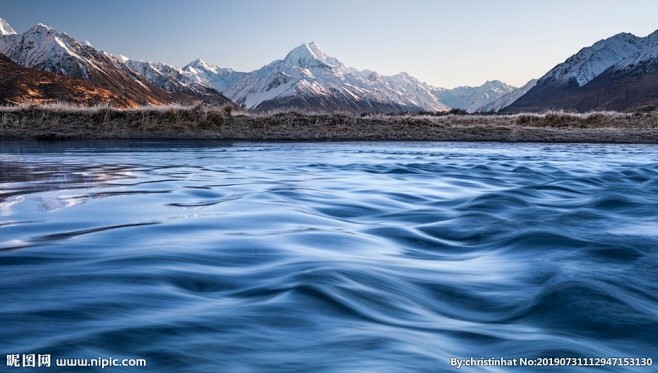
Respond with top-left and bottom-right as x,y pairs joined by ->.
1,107 -> 658,144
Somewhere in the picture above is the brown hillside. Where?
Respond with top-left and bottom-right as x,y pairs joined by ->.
0,54 -> 137,107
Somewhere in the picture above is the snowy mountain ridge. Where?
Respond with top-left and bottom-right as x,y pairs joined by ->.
122,58 -> 196,93
538,31 -> 658,87
180,42 -> 451,113
0,18 -> 230,106
182,59 -> 247,94
118,58 -> 232,105
605,35 -> 658,75
179,42 -> 512,113
477,79 -> 537,112
226,43 -> 449,111
0,23 -> 106,79
434,80 -> 516,112
504,29 -> 658,112
0,18 -> 16,35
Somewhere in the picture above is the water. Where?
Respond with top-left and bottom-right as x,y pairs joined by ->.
1,141 -> 657,372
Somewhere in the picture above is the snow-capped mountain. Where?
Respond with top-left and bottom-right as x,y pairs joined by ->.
504,30 -> 658,112
477,79 -> 537,112
542,33 -> 655,87
605,41 -> 658,76
549,39 -> 658,112
434,80 -> 516,112
0,18 -> 16,35
377,72 -> 454,112
121,59 -> 232,105
183,42 -> 451,113
124,60 -> 187,92
0,21 -> 178,106
182,59 -> 247,94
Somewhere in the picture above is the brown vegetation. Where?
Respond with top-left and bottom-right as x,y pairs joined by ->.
0,55 -> 137,107
1,105 -> 658,143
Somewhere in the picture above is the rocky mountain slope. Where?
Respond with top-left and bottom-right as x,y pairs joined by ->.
504,31 -> 658,112
0,53 -> 134,107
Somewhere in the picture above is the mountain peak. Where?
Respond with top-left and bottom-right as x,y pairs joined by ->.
284,42 -> 337,68
482,80 -> 515,89
115,53 -> 130,64
190,58 -> 206,66
609,32 -> 636,39
645,29 -> 658,43
305,42 -> 326,57
184,58 -> 217,72
391,72 -> 419,82
27,23 -> 56,35
590,32 -> 638,50
0,18 -> 16,35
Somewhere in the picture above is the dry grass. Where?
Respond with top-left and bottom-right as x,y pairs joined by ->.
1,105 -> 657,143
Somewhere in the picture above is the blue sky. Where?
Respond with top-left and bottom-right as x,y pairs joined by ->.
2,0 -> 658,87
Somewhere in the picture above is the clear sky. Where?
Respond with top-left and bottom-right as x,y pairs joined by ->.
1,0 -> 658,88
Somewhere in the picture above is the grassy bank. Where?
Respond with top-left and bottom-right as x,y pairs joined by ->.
1,104 -> 658,143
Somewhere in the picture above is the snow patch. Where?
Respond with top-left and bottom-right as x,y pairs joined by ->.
0,18 -> 16,35
539,32 -> 658,87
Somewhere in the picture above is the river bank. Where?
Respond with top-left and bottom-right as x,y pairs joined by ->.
1,106 -> 658,143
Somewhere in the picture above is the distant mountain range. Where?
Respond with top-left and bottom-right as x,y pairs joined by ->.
478,79 -> 538,113
435,80 -> 516,113
120,58 -> 233,106
0,18 -> 513,112
1,16 -> 658,113
144,42 -> 514,114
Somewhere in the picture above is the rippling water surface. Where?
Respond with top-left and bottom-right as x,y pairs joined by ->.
1,141 -> 657,372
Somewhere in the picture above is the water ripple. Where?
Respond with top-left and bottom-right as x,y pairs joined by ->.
0,141 -> 657,372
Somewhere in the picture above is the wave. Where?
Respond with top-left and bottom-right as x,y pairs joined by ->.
1,141 -> 657,371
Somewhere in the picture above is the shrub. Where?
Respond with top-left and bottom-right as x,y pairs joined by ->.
635,105 -> 656,114
448,108 -> 468,115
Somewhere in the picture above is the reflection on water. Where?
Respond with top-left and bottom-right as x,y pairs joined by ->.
0,141 -> 657,372
1,162 -> 135,215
